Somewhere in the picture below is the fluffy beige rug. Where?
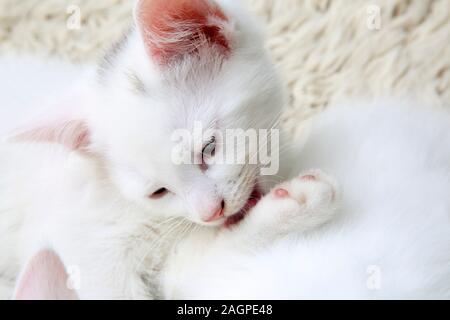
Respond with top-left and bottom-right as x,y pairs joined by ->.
0,0 -> 449,136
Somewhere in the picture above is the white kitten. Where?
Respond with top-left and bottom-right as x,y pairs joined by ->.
0,0 -> 290,299
1,0 -> 449,300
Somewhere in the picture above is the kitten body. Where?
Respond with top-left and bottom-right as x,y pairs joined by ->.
2,96 -> 450,299
162,100 -> 450,299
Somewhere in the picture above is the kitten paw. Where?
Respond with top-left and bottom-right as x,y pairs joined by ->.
273,170 -> 336,204
269,170 -> 338,230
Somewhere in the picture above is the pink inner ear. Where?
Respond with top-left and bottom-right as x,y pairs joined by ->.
14,249 -> 79,300
13,119 -> 91,151
137,0 -> 231,64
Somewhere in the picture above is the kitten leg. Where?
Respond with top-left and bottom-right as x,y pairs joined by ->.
225,170 -> 339,245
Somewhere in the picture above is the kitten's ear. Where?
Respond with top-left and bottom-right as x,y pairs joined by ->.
134,0 -> 232,65
11,118 -> 91,152
13,249 -> 79,300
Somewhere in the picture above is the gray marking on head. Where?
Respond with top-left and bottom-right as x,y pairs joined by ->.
97,26 -> 133,84
125,71 -> 148,95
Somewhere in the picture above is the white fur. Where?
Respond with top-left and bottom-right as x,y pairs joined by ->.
163,100 -> 450,299
0,0 -> 288,299
0,0 -> 449,300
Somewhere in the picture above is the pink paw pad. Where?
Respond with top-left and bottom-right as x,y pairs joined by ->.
300,174 -> 316,181
274,188 -> 289,198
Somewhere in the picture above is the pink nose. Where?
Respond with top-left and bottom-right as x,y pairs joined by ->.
203,200 -> 225,222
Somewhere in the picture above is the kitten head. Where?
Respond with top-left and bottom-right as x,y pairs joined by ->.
17,0 -> 284,226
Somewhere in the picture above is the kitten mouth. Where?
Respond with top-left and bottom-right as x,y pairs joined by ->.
224,186 -> 263,228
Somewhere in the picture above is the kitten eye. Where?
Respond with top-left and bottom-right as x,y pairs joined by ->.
149,188 -> 169,199
202,136 -> 216,159
201,136 -> 216,171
